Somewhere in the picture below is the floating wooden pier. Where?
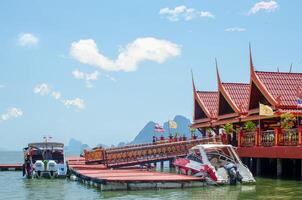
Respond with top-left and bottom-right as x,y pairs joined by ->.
67,157 -> 205,191
0,164 -> 22,171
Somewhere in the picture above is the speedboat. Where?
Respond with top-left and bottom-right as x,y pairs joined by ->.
173,144 -> 255,185
23,141 -> 67,178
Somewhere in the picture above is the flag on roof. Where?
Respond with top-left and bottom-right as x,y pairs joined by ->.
154,123 -> 165,133
168,120 -> 177,129
297,98 -> 302,107
259,103 -> 274,116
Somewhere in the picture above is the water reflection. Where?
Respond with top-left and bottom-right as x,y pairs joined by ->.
1,172 -> 302,200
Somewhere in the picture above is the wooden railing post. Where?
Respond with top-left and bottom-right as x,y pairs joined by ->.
237,130 -> 242,147
255,128 -> 260,146
274,128 -> 279,146
299,126 -> 302,146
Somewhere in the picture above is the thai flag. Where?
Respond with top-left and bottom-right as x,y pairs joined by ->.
297,98 -> 302,107
154,123 -> 165,133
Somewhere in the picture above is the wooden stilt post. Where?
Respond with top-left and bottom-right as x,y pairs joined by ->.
277,158 -> 282,177
300,160 -> 302,180
160,161 -> 164,169
256,158 -> 261,176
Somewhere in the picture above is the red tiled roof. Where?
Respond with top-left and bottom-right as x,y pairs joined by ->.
222,83 -> 250,113
276,108 -> 302,114
197,91 -> 218,118
255,71 -> 302,107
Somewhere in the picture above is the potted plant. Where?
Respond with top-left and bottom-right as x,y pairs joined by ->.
189,127 -> 197,140
174,132 -> 179,142
244,121 -> 257,132
281,113 -> 296,143
223,123 -> 234,134
242,121 -> 256,146
223,123 -> 234,144
281,113 -> 296,130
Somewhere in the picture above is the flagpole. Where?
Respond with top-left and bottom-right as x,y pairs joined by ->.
168,120 -> 171,137
298,101 -> 300,128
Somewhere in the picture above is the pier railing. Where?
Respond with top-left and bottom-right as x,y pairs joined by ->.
278,128 -> 298,146
240,131 -> 256,147
260,130 -> 275,147
84,137 -> 221,167
239,126 -> 302,147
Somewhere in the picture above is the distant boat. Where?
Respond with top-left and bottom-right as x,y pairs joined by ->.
22,139 -> 67,178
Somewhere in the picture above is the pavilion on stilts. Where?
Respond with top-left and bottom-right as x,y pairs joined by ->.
191,45 -> 302,177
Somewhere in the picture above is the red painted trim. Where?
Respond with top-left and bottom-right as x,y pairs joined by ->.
299,126 -> 302,145
212,117 -> 240,126
191,122 -> 212,128
193,118 -> 211,124
238,146 -> 302,159
217,113 -> 239,120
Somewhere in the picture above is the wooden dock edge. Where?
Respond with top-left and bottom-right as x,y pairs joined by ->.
69,168 -> 206,191
0,164 -> 22,171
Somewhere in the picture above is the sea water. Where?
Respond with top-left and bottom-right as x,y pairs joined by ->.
1,151 -> 302,200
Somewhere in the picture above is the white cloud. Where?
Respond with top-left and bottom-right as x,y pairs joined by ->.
105,74 -> 117,82
70,37 -> 181,72
62,98 -> 85,109
18,33 -> 39,47
34,83 -> 84,109
34,83 -> 51,96
200,11 -> 215,18
225,27 -> 247,32
72,70 -> 99,88
0,107 -> 23,122
34,83 -> 61,100
248,1 -> 279,15
51,91 -> 61,100
159,5 -> 214,21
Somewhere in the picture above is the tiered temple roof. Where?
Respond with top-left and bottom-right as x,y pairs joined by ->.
196,91 -> 218,118
192,46 -> 302,128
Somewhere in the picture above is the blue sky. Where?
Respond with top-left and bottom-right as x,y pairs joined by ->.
0,0 -> 302,150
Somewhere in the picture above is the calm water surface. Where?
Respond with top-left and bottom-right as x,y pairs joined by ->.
1,151 -> 302,200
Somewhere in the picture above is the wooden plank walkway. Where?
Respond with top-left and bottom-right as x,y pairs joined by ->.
67,157 -> 205,191
0,164 -> 22,171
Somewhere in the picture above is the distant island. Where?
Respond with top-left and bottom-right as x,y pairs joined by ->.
131,115 -> 200,144
66,115 -> 199,154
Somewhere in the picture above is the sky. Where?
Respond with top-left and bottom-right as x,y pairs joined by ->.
1,0 -> 302,150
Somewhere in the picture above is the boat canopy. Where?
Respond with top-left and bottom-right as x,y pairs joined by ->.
27,142 -> 64,149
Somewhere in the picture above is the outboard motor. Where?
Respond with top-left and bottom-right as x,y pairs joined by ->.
224,163 -> 242,185
34,160 -> 44,177
47,160 -> 58,177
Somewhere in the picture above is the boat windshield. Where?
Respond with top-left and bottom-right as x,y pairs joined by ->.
205,146 -> 238,168
187,148 -> 203,163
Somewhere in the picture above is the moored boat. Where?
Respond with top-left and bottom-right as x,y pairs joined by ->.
23,139 -> 67,178
174,144 -> 255,185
